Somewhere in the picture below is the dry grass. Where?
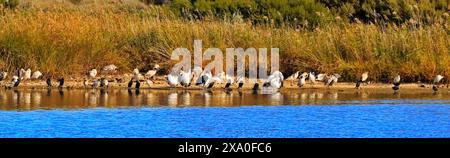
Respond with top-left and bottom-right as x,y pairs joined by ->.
0,1 -> 448,82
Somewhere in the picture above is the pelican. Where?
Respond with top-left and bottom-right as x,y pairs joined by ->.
298,72 -> 308,87
432,75 -> 444,92
204,72 -> 224,89
237,76 -> 245,89
46,78 -> 52,88
316,73 -> 326,81
132,68 -> 141,80
100,78 -> 109,88
31,71 -> 42,79
167,72 -> 180,87
191,66 -> 203,85
57,78 -> 64,88
89,68 -> 97,78
103,64 -> 118,72
12,76 -> 20,87
24,69 -> 31,80
356,72 -> 369,89
326,74 -> 341,87
263,71 -> 284,88
224,74 -> 234,89
309,72 -> 316,84
392,75 -> 401,91
179,70 -> 193,88
196,70 -> 212,86
269,77 -> 282,89
0,71 -> 7,81
145,64 -> 160,80
286,71 -> 299,86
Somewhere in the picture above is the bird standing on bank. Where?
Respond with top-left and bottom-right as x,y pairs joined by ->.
432,75 -> 444,92
46,78 -> 52,88
224,74 -> 234,89
179,70 -> 193,88
0,71 -> 7,81
31,71 -> 42,79
145,64 -> 160,80
392,75 -> 401,91
309,72 -> 316,85
100,78 -> 109,88
356,72 -> 369,89
89,68 -> 97,78
298,72 -> 308,88
57,78 -> 64,88
286,71 -> 299,86
326,74 -> 341,87
167,72 -> 180,87
12,76 -> 20,87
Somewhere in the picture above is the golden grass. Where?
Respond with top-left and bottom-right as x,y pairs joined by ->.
0,2 -> 448,82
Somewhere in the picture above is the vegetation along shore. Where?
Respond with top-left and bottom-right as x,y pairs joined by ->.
0,0 -> 449,86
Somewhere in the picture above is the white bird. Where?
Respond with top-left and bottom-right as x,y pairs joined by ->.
309,72 -> 316,84
167,72 -> 180,87
0,71 -> 7,81
31,71 -> 42,79
298,72 -> 308,87
196,70 -> 212,86
179,70 -> 193,87
11,76 -> 20,87
356,72 -> 369,88
132,68 -> 140,80
224,74 -> 235,89
103,64 -> 118,72
316,73 -> 326,81
23,69 -> 31,80
191,66 -> 203,85
286,71 -> 299,86
269,77 -> 282,89
145,64 -> 160,80
433,75 -> 444,84
326,74 -> 341,87
203,72 -> 224,89
393,75 -> 401,91
89,69 -> 97,78
263,71 -> 284,89
433,75 -> 444,92
237,76 -> 245,89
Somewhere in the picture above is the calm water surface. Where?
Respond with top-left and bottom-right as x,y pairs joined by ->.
0,88 -> 449,138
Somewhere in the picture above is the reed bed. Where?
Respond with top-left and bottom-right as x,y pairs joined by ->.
0,2 -> 448,82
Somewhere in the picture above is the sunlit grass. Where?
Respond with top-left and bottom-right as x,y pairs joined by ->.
0,2 -> 448,82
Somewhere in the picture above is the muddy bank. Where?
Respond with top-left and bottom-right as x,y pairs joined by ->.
0,75 -> 448,91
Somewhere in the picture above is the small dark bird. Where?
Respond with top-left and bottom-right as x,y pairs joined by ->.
100,78 -> 109,88
432,85 -> 438,92
238,82 -> 244,89
57,78 -> 64,88
13,79 -> 20,87
128,79 -> 133,89
252,83 -> 259,91
135,80 -> 141,89
46,78 -> 52,88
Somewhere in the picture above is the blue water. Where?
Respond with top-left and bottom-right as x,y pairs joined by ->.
0,104 -> 449,138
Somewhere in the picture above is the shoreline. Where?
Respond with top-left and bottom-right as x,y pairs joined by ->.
1,76 -> 448,91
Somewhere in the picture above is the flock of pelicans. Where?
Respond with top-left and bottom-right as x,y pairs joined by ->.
0,64 -> 447,93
